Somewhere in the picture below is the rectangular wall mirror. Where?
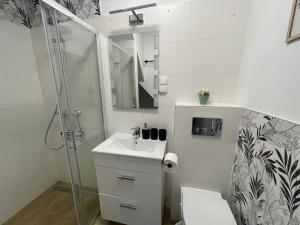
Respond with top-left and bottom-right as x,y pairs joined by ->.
108,31 -> 159,109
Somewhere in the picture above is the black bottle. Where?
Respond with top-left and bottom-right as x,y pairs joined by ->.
142,123 -> 150,139
150,128 -> 158,140
159,129 -> 167,141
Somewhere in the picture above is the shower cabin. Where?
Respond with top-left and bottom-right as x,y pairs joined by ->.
40,1 -> 106,224
1,0 -> 105,224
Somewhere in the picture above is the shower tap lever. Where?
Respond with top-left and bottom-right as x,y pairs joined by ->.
63,129 -> 74,143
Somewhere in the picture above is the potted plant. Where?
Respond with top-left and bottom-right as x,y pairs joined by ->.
198,89 -> 210,105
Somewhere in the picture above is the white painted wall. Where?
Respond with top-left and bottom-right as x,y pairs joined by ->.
0,20 -> 58,224
93,0 -> 249,205
237,0 -> 300,123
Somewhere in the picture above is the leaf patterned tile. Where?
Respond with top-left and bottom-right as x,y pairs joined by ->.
229,109 -> 300,225
0,0 -> 102,28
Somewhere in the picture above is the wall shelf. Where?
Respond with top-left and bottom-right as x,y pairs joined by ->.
175,102 -> 242,108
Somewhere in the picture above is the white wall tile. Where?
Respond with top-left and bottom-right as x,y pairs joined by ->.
0,53 -> 9,80
0,21 -> 33,52
0,22 -> 58,224
150,3 -> 192,43
190,0 -> 249,40
4,51 -> 39,81
159,75 -> 222,107
160,36 -> 244,76
220,75 -> 239,103
0,79 -> 44,108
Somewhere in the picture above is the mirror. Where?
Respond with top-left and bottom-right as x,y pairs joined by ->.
108,31 -> 159,109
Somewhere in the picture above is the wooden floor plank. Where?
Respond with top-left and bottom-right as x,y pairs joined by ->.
3,183 -> 175,225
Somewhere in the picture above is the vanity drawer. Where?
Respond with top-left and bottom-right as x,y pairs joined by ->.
94,153 -> 162,174
99,194 -> 162,225
96,166 -> 162,205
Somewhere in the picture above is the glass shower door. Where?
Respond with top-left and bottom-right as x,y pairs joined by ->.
41,1 -> 105,225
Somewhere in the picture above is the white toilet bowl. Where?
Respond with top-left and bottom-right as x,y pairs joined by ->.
179,187 -> 236,225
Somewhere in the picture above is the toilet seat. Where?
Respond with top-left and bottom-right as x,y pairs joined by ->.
181,187 -> 237,225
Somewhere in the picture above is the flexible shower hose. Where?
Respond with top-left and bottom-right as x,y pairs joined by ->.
44,105 -> 64,150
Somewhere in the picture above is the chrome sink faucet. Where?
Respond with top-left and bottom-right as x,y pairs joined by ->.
130,126 -> 140,142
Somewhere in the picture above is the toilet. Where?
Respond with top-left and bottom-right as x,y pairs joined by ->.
177,187 -> 237,225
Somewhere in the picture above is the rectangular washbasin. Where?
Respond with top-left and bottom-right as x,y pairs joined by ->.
92,133 -> 167,160
107,138 -> 157,152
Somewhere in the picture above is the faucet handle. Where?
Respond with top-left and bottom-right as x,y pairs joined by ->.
130,126 -> 140,136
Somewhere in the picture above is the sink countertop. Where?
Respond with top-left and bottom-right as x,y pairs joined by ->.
92,133 -> 167,161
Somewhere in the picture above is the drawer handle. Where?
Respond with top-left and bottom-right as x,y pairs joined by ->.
119,202 -> 137,210
117,175 -> 136,181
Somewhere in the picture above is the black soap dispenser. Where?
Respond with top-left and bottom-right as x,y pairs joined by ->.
142,123 -> 150,139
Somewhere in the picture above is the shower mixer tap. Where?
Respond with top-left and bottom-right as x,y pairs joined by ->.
60,110 -> 86,142
72,110 -> 86,140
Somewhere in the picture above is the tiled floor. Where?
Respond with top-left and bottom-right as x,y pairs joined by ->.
4,182 -> 98,225
4,182 -> 175,225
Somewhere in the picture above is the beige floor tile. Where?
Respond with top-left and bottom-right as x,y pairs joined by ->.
30,211 -> 70,225
3,183 -> 98,225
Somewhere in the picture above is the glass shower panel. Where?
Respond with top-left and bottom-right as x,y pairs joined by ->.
55,11 -> 105,225
41,2 -> 105,225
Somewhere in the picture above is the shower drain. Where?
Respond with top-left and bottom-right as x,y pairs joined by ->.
52,185 -> 72,193
53,185 -> 98,196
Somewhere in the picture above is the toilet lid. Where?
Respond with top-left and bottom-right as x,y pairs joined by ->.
181,187 -> 223,201
182,188 -> 237,225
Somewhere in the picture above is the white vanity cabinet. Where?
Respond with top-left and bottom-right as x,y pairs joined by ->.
94,153 -> 164,225
92,133 -> 167,225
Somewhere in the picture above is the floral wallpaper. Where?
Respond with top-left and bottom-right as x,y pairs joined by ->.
229,109 -> 300,225
0,0 -> 101,28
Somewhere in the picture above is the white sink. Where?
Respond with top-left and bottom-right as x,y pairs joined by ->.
108,138 -> 157,152
92,133 -> 167,160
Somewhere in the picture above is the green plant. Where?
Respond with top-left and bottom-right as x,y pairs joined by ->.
198,89 -> 209,97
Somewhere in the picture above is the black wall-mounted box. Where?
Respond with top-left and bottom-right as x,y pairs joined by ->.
191,117 -> 223,137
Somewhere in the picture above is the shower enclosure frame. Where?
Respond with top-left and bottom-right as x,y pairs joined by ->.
40,0 -> 107,224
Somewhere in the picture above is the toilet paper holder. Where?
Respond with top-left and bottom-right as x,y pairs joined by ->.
192,117 -> 223,137
162,152 -> 178,173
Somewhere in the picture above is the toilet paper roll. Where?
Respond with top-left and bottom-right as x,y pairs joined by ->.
162,153 -> 178,173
